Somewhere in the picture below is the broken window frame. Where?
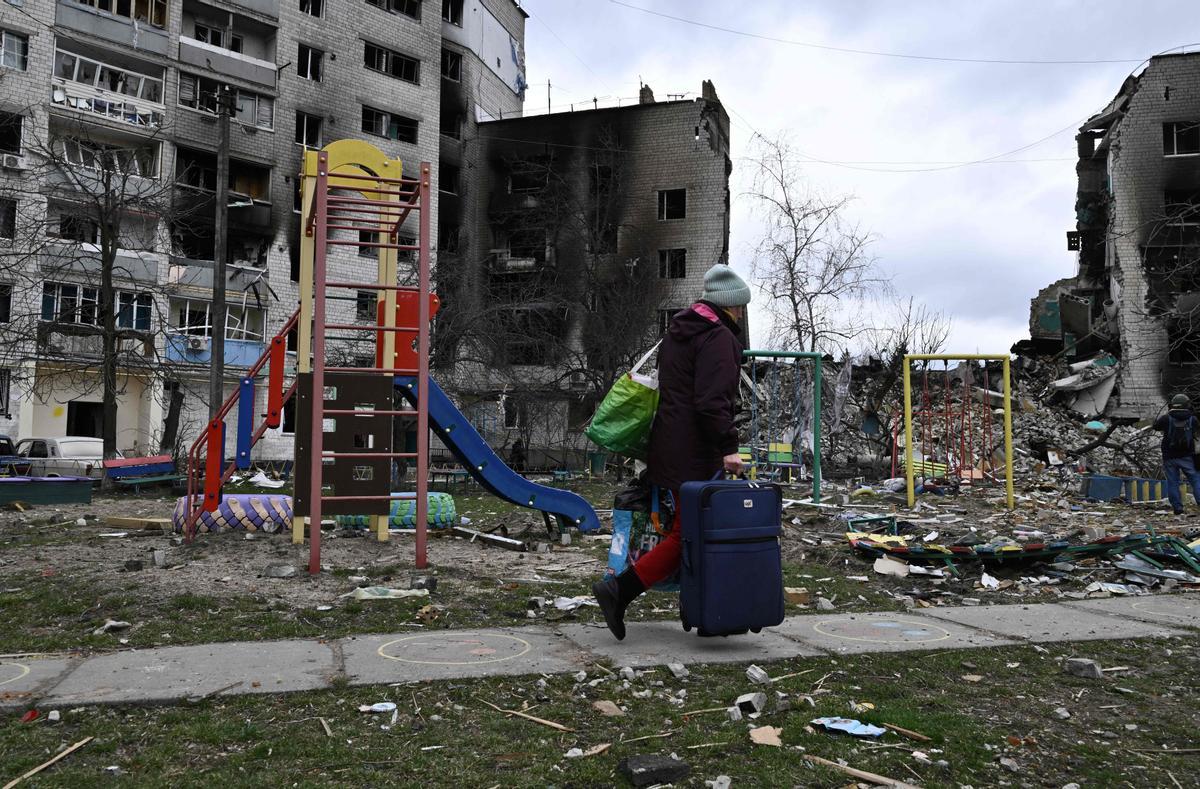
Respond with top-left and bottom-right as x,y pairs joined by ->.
0,113 -> 22,156
295,110 -> 322,148
116,291 -> 152,331
360,104 -> 418,145
1163,121 -> 1200,157
658,248 -> 686,279
299,0 -> 323,17
442,0 -> 462,26
178,73 -> 273,130
170,297 -> 265,341
52,212 -> 100,244
363,42 -> 420,85
41,281 -> 100,326
193,23 -> 243,54
355,290 -> 377,321
440,163 -> 459,194
297,43 -> 323,82
0,285 -> 10,324
73,0 -> 167,28
0,198 -> 14,240
364,0 -> 419,19
657,188 -> 686,221
440,48 -> 461,82
1,28 -> 29,71
58,136 -> 161,178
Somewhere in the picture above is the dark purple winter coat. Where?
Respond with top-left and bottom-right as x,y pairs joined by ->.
646,301 -> 744,491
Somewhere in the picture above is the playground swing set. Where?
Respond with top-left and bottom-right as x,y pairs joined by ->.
180,140 -> 831,575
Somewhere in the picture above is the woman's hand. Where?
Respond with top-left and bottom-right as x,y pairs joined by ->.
723,452 -> 744,476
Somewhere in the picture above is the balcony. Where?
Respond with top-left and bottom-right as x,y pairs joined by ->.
168,256 -> 270,290
178,37 -> 276,89
56,0 -> 170,56
165,334 -> 265,366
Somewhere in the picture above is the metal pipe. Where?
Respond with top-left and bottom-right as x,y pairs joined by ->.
415,162 -> 432,569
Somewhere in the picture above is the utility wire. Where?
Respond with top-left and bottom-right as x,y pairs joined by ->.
608,0 -> 1152,65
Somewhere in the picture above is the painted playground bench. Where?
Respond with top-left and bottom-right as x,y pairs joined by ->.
104,455 -> 183,493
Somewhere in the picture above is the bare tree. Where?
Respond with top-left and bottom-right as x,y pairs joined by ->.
0,108 -> 192,460
745,134 -> 889,354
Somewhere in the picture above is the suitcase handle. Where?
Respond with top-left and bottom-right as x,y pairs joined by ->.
681,538 -> 692,573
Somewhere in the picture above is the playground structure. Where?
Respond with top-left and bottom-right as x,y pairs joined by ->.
183,141 -> 600,574
901,353 -> 1015,510
742,349 -> 822,503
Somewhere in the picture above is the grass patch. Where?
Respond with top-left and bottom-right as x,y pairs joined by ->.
1,638 -> 1194,787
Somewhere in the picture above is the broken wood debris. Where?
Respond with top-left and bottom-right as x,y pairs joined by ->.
3,736 -> 94,789
802,753 -> 920,789
452,526 -> 527,552
476,698 -> 573,732
882,722 -> 933,743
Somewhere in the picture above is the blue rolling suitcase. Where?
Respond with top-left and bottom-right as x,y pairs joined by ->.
679,476 -> 784,636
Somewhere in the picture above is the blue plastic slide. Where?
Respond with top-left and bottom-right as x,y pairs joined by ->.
396,377 -> 601,533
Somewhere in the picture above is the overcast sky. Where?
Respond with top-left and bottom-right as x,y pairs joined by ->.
516,0 -> 1200,353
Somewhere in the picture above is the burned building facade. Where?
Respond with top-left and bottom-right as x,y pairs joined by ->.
436,82 -> 732,467
1030,53 -> 1200,417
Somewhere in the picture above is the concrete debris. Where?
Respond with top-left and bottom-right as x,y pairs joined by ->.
1064,658 -> 1105,680
592,700 -> 623,717
619,666 -> 637,681
749,725 -> 783,747
667,663 -> 690,679
745,664 -> 771,685
1054,707 -> 1071,720
705,777 -> 732,789
816,597 -> 836,611
735,692 -> 768,715
998,756 -> 1020,773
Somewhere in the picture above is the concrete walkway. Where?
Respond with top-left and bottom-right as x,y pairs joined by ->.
3,595 -> 1197,709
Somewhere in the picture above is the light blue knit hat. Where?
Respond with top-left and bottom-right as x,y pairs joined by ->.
701,264 -> 751,307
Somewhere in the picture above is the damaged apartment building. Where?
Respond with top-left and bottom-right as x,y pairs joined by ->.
1029,52 -> 1200,417
436,82 -> 732,468
0,0 -> 526,454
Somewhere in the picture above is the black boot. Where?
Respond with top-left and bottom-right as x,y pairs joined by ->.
592,568 -> 646,641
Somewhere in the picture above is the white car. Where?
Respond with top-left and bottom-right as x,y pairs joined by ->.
15,436 -> 119,479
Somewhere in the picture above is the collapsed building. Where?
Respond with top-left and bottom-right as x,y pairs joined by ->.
1027,52 -> 1200,418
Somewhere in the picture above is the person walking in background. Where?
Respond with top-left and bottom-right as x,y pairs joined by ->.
592,264 -> 750,640
1153,393 -> 1200,515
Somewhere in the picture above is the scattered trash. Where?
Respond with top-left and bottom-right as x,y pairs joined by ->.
341,586 -> 430,601
617,754 -> 691,787
92,619 -> 131,635
811,717 -> 887,738
980,572 -> 1000,590
619,666 -> 637,681
415,604 -> 440,624
47,710 -> 60,722
873,556 -> 910,578
726,706 -> 742,722
1064,658 -> 1104,680
358,702 -> 397,714
19,709 -> 38,723
553,595 -> 598,611
962,674 -> 984,683
264,564 -> 297,579
249,470 -> 286,488
749,725 -> 783,747
705,776 -> 732,789
848,700 -> 875,714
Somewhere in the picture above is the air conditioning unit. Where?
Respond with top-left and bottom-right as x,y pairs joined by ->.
569,371 -> 587,389
186,336 -> 210,352
1,155 -> 25,171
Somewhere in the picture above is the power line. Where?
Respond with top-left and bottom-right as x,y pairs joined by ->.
608,0 -> 1150,66
527,9 -> 616,94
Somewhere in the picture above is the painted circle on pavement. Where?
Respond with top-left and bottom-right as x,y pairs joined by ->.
0,662 -> 31,687
377,633 -> 533,666
1131,599 -> 1199,621
813,617 -> 952,644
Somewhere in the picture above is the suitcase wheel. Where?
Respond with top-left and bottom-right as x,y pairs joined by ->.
751,627 -> 761,633
683,624 -> 692,632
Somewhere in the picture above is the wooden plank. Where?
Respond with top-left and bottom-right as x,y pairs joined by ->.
452,526 -> 526,552
102,517 -> 173,530
106,464 -> 176,479
802,754 -> 920,789
3,736 -> 94,789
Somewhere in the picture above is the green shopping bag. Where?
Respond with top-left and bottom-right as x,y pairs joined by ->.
585,342 -> 660,459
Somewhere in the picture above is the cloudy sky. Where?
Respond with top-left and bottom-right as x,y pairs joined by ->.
516,0 -> 1200,352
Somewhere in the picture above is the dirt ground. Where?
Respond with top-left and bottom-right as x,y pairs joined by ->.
1,475 -> 1198,655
